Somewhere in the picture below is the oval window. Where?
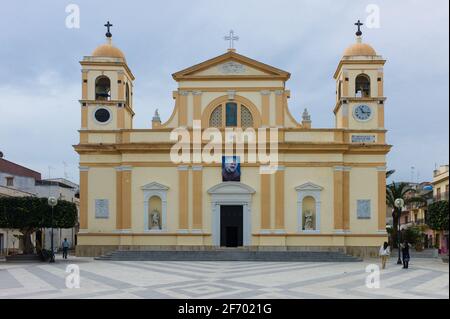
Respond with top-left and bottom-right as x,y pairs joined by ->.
94,108 -> 111,123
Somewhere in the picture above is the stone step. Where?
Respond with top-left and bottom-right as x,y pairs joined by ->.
95,250 -> 362,262
5,254 -> 42,263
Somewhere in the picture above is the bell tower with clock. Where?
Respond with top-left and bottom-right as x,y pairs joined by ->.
333,21 -> 386,131
79,22 -> 135,135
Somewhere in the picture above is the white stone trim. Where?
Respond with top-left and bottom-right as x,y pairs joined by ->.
207,182 -> 255,246
92,105 -> 113,125
296,182 -> 323,233
142,182 -> 169,232
192,165 -> 203,171
79,166 -> 89,172
177,165 -> 189,171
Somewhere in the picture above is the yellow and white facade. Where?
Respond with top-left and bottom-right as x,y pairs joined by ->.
74,30 -> 391,257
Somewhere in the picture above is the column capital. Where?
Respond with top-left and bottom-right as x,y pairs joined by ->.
192,165 -> 203,171
179,90 -> 190,96
376,166 -> 387,172
177,165 -> 189,171
192,90 -> 202,96
274,90 -> 284,96
260,90 -> 271,96
79,166 -> 90,172
116,165 -> 133,171
333,166 -> 345,171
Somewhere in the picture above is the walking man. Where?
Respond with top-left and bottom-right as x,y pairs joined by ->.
62,238 -> 70,259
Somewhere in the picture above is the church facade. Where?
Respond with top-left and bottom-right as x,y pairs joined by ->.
75,24 -> 390,257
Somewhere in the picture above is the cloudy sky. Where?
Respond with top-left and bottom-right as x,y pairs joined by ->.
0,0 -> 448,184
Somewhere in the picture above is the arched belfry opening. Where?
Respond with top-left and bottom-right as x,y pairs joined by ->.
95,76 -> 111,101
355,74 -> 371,98
125,83 -> 130,106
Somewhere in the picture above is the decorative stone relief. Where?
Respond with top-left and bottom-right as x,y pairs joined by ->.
218,62 -> 246,74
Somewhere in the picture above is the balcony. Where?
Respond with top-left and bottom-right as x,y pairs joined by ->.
434,192 -> 449,203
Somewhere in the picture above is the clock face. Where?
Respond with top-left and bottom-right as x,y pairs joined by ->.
353,105 -> 372,121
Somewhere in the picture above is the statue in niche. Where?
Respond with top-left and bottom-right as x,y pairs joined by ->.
303,210 -> 314,230
150,208 -> 161,230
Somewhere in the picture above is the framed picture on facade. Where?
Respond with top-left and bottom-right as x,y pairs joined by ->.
222,156 -> 240,182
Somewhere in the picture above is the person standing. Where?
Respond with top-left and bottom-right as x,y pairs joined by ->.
401,240 -> 411,269
379,242 -> 390,269
62,238 -> 70,259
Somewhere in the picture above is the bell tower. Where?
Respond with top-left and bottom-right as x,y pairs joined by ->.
333,20 -> 386,130
79,21 -> 135,135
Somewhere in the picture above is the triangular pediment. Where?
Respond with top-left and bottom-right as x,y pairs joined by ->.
295,182 -> 323,192
141,182 -> 169,191
172,51 -> 290,81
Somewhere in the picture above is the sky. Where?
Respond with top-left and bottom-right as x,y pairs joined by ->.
0,0 -> 448,184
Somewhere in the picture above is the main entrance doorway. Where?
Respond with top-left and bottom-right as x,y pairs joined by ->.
220,205 -> 243,247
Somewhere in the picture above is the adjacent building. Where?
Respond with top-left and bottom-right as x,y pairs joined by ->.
0,155 -> 79,255
431,165 -> 449,253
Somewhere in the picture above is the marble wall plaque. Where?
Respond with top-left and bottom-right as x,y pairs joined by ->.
357,200 -> 371,219
351,135 -> 376,143
95,199 -> 109,219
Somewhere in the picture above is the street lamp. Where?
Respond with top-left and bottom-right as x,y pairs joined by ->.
48,197 -> 58,263
394,198 -> 404,265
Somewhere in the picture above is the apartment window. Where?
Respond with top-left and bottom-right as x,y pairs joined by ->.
5,177 -> 14,187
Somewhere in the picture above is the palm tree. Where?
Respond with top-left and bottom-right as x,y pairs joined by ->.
386,182 -> 427,247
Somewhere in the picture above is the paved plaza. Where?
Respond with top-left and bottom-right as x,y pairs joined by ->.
0,255 -> 448,299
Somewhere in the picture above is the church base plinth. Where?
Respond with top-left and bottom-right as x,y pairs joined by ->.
75,244 -> 381,258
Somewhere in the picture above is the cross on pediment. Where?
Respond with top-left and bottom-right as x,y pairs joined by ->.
224,30 -> 239,50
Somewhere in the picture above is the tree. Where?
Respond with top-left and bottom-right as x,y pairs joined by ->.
426,200 -> 449,231
0,197 -> 77,254
386,182 -> 426,247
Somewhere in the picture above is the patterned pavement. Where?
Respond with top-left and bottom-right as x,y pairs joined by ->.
0,255 -> 448,299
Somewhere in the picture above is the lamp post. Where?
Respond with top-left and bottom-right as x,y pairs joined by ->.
48,197 -> 58,263
394,198 -> 404,265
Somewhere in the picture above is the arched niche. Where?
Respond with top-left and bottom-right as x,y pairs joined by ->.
295,182 -> 323,233
141,182 -> 169,232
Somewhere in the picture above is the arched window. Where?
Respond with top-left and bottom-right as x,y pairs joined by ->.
208,103 -> 254,128
338,81 -> 342,100
209,105 -> 223,127
240,106 -> 254,128
125,83 -> 130,106
95,76 -> 111,101
355,74 -> 371,98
